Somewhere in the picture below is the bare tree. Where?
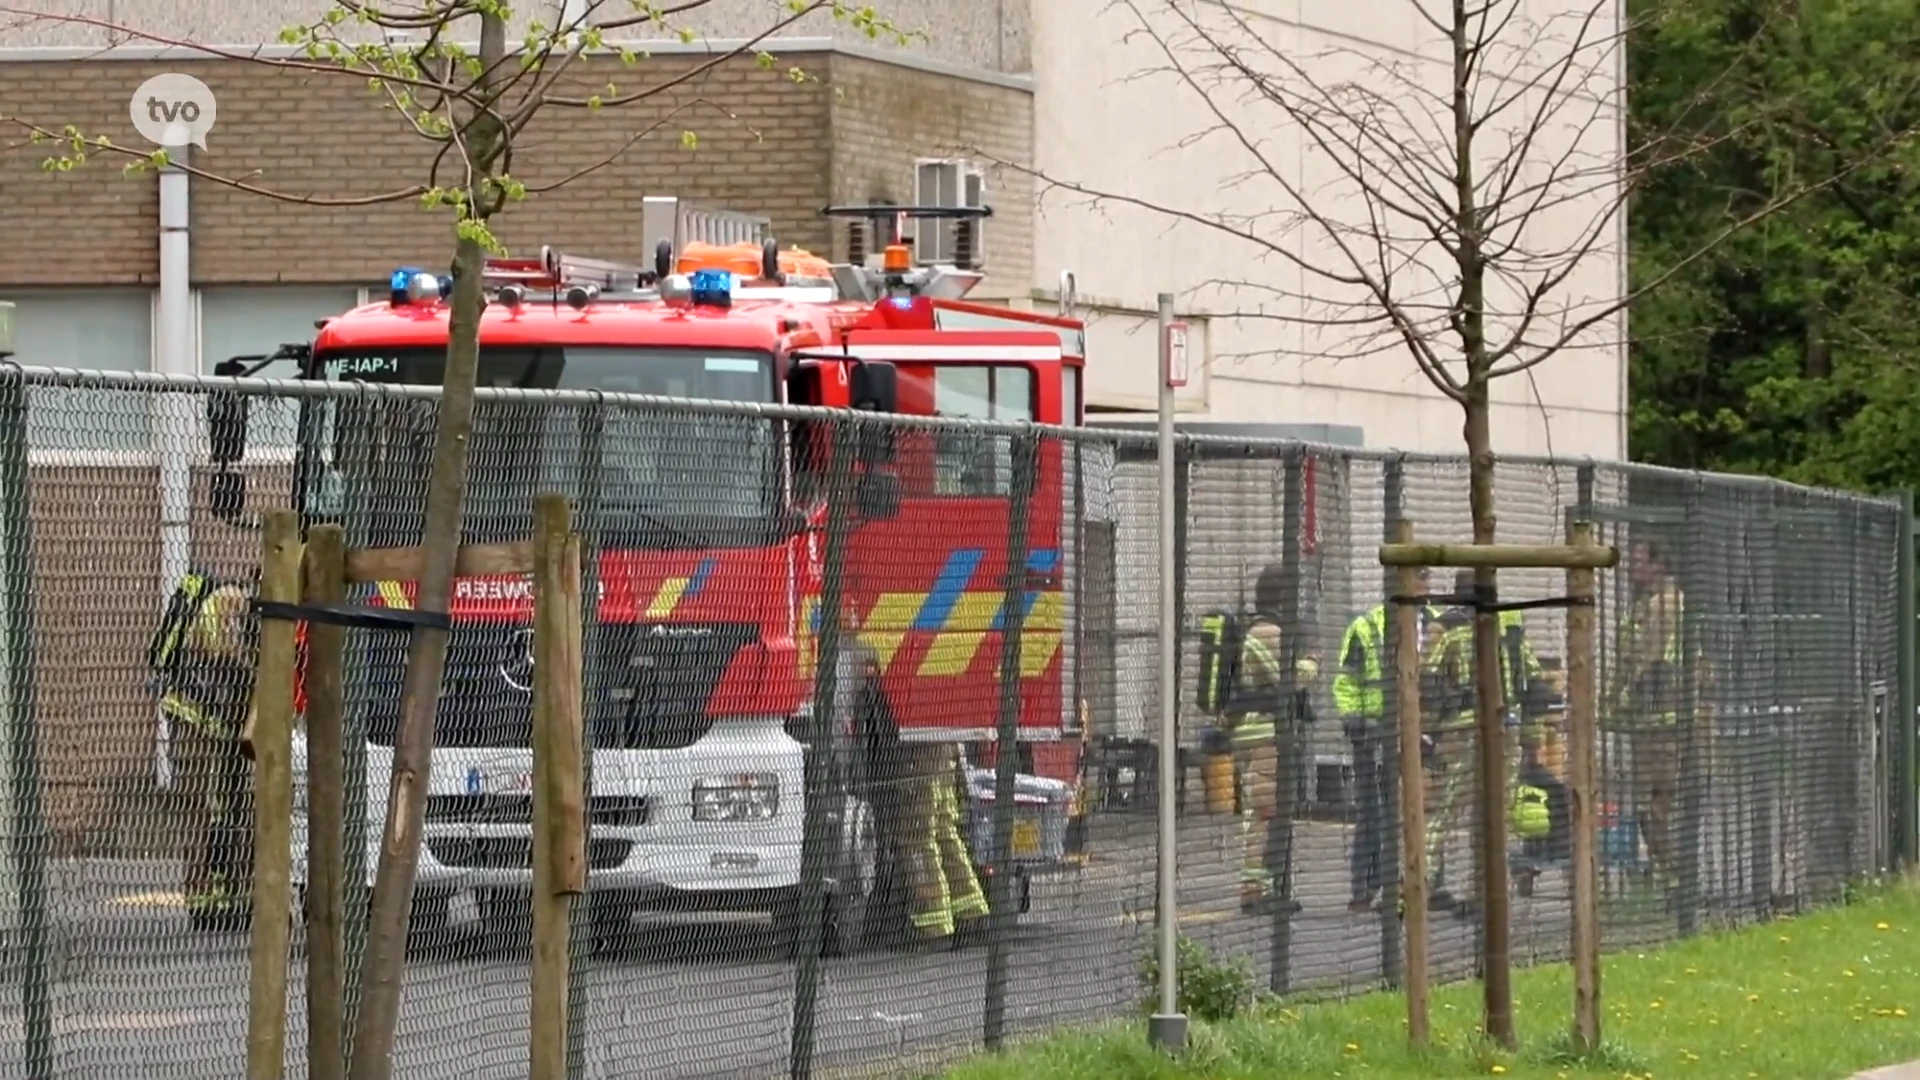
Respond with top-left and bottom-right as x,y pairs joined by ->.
1,3 -> 905,1076
974,0 -> 1914,1050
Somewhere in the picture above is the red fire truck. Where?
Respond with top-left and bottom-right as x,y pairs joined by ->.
210,197 -> 1092,954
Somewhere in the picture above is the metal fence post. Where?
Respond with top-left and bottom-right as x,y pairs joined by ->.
1147,292 -> 1187,1052
984,429 -> 1038,1051
1896,489 -> 1917,871
1379,456 -> 1406,987
0,366 -> 49,1080
789,415 -> 857,1080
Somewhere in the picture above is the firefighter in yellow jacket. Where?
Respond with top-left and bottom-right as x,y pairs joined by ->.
1227,565 -> 1320,915
1609,540 -> 1699,887
151,573 -> 260,931
1424,572 -> 1543,909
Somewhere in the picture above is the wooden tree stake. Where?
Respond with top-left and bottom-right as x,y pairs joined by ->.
1566,520 -> 1602,1051
530,492 -> 586,1080
1393,519 -> 1430,1046
303,525 -> 349,1080
247,509 -> 302,1080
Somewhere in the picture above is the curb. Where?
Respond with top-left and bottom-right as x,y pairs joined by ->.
1854,1065 -> 1920,1079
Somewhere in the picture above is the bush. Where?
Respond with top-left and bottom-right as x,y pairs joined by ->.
1137,932 -> 1256,1023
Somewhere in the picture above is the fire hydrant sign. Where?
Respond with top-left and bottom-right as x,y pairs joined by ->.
1164,320 -> 1190,388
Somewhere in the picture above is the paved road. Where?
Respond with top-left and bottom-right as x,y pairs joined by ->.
0,815 -> 1612,1080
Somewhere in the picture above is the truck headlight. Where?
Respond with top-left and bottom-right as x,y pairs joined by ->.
691,773 -> 779,822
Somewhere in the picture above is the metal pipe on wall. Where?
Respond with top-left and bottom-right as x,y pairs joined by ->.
154,146 -> 194,790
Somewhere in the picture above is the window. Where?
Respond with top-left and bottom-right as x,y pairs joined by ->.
927,364 -> 1032,496
201,286 -> 359,452
913,158 -> 987,266
1063,365 -> 1082,426
313,346 -> 781,545
0,289 -> 154,453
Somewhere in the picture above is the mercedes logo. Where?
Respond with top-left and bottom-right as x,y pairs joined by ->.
498,627 -> 535,692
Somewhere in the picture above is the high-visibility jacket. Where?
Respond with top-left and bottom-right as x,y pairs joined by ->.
1227,621 -> 1286,746
1430,610 -> 1542,728
151,572 -> 259,739
1332,602 -> 1439,720
1619,580 -> 1688,725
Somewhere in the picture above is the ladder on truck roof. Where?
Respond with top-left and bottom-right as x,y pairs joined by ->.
643,195 -> 771,253
454,196 -> 1007,310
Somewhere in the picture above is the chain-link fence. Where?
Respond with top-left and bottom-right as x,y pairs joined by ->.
0,365 -> 1908,1079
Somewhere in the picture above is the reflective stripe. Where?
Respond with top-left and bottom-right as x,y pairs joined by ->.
162,691 -> 226,737
1241,634 -> 1282,683
1232,721 -> 1275,745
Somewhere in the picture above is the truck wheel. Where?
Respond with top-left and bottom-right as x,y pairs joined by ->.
777,800 -> 879,958
824,800 -> 878,956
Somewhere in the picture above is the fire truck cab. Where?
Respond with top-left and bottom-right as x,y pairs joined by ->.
208,197 -> 1090,955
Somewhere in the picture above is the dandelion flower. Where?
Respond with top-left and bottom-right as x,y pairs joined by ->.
1898,1008 -> 1910,1018
1345,1042 -> 1360,1052
1846,970 -> 1857,978
1878,922 -> 1891,930
1491,1067 -> 1506,1075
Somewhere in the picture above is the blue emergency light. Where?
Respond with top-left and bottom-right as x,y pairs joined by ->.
389,266 -> 450,306
688,268 -> 733,308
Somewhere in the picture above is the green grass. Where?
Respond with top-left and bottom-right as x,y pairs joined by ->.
940,880 -> 1920,1080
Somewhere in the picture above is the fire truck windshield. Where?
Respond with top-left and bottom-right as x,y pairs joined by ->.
304,346 -> 786,548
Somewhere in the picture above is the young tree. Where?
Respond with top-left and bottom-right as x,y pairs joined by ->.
985,0 -> 1914,1049
2,3 -> 904,1076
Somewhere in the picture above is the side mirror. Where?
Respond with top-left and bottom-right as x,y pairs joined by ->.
855,469 -> 901,521
848,360 -> 897,414
209,357 -> 252,467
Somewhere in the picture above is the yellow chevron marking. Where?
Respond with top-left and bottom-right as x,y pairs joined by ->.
797,597 -> 819,677
646,577 -> 690,619
941,592 -> 1005,633
860,593 -> 923,670
1020,633 -> 1064,677
376,581 -> 410,610
860,592 -> 925,632
1024,592 -> 1066,632
918,632 -> 986,677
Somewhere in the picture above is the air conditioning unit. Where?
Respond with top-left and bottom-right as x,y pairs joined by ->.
913,159 -> 987,269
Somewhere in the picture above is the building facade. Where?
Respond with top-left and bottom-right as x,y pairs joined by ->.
1024,0 -> 1628,458
0,1 -> 1034,852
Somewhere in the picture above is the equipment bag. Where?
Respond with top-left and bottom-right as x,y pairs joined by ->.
1195,611 -> 1243,716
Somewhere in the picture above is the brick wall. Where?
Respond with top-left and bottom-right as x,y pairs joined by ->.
0,52 -> 837,287
824,54 -> 1033,301
0,50 -> 1032,291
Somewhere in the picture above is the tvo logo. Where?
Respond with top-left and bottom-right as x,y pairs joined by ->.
130,73 -> 217,150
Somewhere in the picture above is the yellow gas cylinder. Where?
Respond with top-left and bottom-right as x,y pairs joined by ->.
1203,752 -> 1236,815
